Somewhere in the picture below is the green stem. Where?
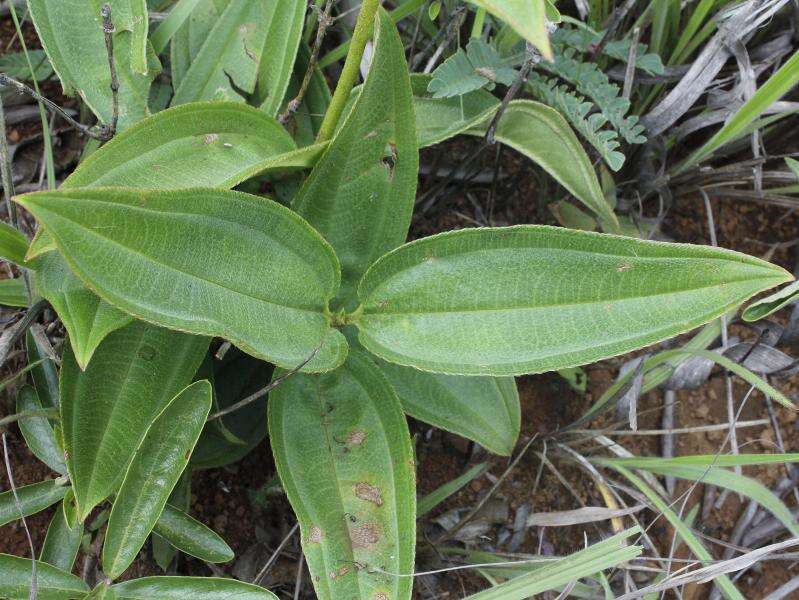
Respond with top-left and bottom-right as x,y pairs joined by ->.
317,0 -> 381,142
470,7 -> 486,38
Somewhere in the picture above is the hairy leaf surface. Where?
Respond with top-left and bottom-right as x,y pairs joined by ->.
170,0 -> 228,90
33,251 -> 132,369
103,380 -> 213,578
0,479 -> 68,527
0,554 -> 89,600
59,320 -> 208,520
254,0 -> 305,116
153,503 -> 234,564
356,226 -> 791,376
171,2 -> 268,104
64,102 -> 296,189
16,385 -> 66,474
17,187 -> 346,371
27,0 -> 159,130
293,9 -> 418,310
112,577 -> 277,599
40,501 -> 82,572
467,100 -> 618,229
269,350 -> 416,600
377,360 -> 520,455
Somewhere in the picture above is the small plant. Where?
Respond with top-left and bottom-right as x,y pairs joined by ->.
2,1 -> 799,599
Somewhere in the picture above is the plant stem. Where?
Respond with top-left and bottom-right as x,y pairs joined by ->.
316,0 -> 381,143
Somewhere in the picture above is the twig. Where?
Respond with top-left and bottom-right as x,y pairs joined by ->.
592,0 -> 639,59
101,4 -> 119,138
0,408 -> 60,430
662,389 -> 676,497
81,529 -> 106,587
253,522 -> 299,585
207,345 -> 320,421
279,0 -> 335,125
0,300 -> 48,368
293,552 -> 305,600
486,43 -> 538,145
2,433 -> 37,600
0,74 -> 111,141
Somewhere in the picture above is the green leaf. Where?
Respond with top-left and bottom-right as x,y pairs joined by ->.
463,528 -> 642,599
376,359 -> 520,455
269,349 -> 416,600
465,0 -> 552,59
0,278 -> 28,307
17,187 -> 347,371
293,9 -> 417,311
192,349 -> 271,468
0,554 -> 89,600
170,0 -> 228,90
59,320 -> 208,520
428,39 -> 517,98
418,462 -> 488,516
112,577 -> 277,599
0,49 -> 53,81
0,221 -> 29,266
171,2 -> 269,104
355,226 -> 791,376
468,100 -> 619,230
103,380 -> 214,579
27,0 -> 159,131
152,503 -> 234,564
40,500 -> 83,572
742,280 -> 799,322
254,0 -> 305,116
151,471 -> 191,571
27,329 -> 59,409
63,102 -> 296,190
679,48 -> 799,172
613,467 -> 743,600
0,479 -> 68,527
16,385 -> 66,474
150,0 -> 204,54
33,251 -> 133,370
411,74 -> 499,148
86,582 -> 117,600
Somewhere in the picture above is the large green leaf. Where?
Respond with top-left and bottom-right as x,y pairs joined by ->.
17,187 -> 347,371
269,349 -> 416,600
103,380 -> 213,579
150,0 -> 204,54
465,0 -> 551,59
0,554 -> 89,600
16,385 -> 66,474
254,0 -> 305,116
27,0 -> 159,131
171,2 -> 269,104
293,9 -> 417,311
170,0 -> 228,90
40,500 -> 83,572
743,280 -> 799,322
0,479 -> 68,527
376,360 -> 520,455
112,577 -> 277,599
355,226 -> 791,376
0,221 -> 29,266
468,100 -> 619,230
59,320 -> 208,520
27,329 -> 59,409
33,251 -> 132,369
63,102 -> 296,189
152,503 -> 233,564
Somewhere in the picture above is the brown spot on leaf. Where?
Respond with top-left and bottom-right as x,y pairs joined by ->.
349,522 -> 381,549
373,593 -> 389,600
203,133 -> 220,145
355,482 -> 383,506
329,566 -> 350,580
347,430 -> 367,446
308,525 -> 323,543
617,262 -> 633,272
